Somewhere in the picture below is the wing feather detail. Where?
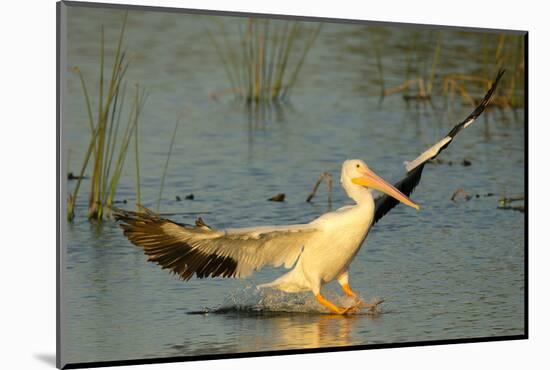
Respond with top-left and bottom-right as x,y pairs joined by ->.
112,207 -> 318,280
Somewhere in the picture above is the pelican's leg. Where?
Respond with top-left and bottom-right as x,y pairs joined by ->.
337,271 -> 360,299
315,293 -> 358,315
337,271 -> 384,311
311,279 -> 359,315
342,284 -> 359,298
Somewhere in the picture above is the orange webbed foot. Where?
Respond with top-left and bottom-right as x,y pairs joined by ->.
315,293 -> 360,315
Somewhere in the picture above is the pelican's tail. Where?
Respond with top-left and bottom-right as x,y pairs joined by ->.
258,266 -> 310,293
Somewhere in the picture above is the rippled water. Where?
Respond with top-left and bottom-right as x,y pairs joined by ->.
62,5 -> 525,365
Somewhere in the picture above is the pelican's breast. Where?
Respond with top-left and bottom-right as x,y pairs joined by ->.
302,204 -> 374,282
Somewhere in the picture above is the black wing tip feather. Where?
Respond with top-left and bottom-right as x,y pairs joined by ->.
471,68 -> 505,118
474,68 -> 505,116
112,206 -> 239,281
447,69 -> 505,139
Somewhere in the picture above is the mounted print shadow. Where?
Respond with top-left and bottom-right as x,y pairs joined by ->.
57,1 -> 527,368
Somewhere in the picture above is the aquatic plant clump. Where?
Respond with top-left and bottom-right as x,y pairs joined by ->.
375,29 -> 442,100
442,33 -> 525,109
208,18 -> 322,105
376,29 -> 524,109
67,12 -> 147,221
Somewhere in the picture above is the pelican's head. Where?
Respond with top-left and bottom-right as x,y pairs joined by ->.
341,159 -> 420,210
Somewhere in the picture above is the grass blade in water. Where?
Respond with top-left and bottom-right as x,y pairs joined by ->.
156,116 -> 181,212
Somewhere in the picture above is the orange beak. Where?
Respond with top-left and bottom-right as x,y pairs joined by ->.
351,167 -> 420,210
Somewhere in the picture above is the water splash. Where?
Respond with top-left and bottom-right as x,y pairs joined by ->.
188,285 -> 384,315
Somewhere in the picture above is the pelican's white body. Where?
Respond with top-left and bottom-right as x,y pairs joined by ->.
260,160 -> 376,295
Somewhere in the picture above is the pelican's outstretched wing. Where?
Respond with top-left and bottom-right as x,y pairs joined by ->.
373,69 -> 505,225
112,207 -> 318,280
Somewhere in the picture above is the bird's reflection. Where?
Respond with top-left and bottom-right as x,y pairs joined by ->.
254,313 -> 360,349
168,310 -> 381,357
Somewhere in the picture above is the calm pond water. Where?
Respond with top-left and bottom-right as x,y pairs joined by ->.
62,5 -> 525,365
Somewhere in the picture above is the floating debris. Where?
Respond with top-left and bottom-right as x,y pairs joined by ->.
428,158 -> 444,165
175,195 -> 181,201
268,193 -> 285,202
195,217 -> 213,230
498,195 -> 524,213
452,189 -> 496,202
428,158 -> 453,166
497,205 -> 525,213
499,195 -> 524,206
67,172 -> 87,180
452,191 -> 524,212
185,194 -> 195,200
428,158 -> 474,167
451,188 -> 472,202
306,172 -> 333,209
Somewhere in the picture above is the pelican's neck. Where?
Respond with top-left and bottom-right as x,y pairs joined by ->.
342,178 -> 375,207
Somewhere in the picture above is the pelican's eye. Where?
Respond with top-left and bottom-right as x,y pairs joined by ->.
356,164 -> 360,168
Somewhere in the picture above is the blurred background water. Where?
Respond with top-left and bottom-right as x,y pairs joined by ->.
63,5 -> 525,365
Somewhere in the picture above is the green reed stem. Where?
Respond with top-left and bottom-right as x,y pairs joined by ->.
283,23 -> 321,99
156,116 -> 181,212
372,31 -> 385,97
427,32 -> 442,96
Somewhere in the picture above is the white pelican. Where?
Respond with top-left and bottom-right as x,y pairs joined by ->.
113,70 -> 504,315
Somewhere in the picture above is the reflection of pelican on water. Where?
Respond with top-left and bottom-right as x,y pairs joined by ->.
252,312 -> 361,349
169,310 -> 365,357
